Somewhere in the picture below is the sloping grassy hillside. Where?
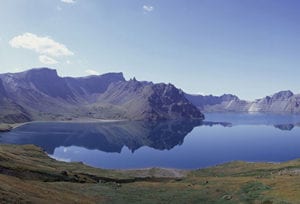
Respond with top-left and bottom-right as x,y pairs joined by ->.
0,144 -> 300,203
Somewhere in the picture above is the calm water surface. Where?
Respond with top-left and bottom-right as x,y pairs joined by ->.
1,113 -> 300,169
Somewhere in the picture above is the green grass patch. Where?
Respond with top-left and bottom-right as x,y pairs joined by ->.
239,181 -> 271,202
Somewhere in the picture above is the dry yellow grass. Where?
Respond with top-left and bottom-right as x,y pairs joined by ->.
1,144 -> 300,203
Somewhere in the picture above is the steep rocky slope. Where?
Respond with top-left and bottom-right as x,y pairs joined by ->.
0,68 -> 204,122
97,79 -> 203,120
186,90 -> 300,114
0,78 -> 31,123
185,93 -> 250,112
248,90 -> 300,113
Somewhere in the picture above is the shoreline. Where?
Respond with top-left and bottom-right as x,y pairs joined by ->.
0,118 -> 127,131
1,143 -> 300,203
1,142 -> 300,173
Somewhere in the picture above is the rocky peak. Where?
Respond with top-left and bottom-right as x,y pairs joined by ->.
25,67 -> 57,73
0,68 -> 205,122
119,78 -> 151,93
271,90 -> 294,100
22,67 -> 59,81
94,72 -> 125,81
21,67 -> 75,99
148,83 -> 204,120
68,72 -> 126,95
151,83 -> 184,104
220,94 -> 239,101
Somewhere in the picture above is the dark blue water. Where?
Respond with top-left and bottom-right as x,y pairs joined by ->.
1,113 -> 300,169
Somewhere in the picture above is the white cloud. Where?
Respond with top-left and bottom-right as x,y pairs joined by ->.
39,55 -> 58,65
61,0 -> 76,3
143,5 -> 154,12
9,32 -> 74,57
85,69 -> 99,75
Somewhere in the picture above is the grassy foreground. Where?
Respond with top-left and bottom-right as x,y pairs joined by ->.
0,144 -> 300,203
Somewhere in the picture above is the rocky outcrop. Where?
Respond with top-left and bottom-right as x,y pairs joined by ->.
185,93 -> 250,112
248,91 -> 300,113
0,68 -> 204,122
98,79 -> 204,120
0,78 -> 31,123
185,90 -> 300,114
65,72 -> 125,101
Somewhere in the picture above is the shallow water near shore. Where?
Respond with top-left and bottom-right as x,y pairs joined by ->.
1,113 -> 300,169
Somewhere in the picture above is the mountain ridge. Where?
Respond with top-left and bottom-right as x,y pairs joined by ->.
0,68 -> 204,123
1,67 -> 300,123
185,90 -> 300,113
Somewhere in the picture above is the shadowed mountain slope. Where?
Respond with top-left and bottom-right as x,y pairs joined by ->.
97,79 -> 203,120
0,68 -> 204,122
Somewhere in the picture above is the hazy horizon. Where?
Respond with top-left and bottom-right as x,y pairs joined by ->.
1,0 -> 300,100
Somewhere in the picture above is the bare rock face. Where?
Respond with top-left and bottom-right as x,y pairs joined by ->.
24,68 -> 75,100
148,83 -> 204,120
186,90 -> 300,114
98,79 -> 204,120
65,72 -> 125,98
0,78 -> 31,123
248,91 -> 299,113
0,68 -> 204,123
272,90 -> 294,100
185,93 -> 250,112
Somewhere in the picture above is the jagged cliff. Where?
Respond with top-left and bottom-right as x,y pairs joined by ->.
185,90 -> 300,114
0,68 -> 204,122
97,79 -> 203,120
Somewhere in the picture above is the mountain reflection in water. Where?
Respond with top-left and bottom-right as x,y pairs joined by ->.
0,120 -> 227,154
1,114 -> 300,169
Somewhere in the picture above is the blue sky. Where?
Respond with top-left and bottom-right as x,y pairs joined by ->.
0,0 -> 300,100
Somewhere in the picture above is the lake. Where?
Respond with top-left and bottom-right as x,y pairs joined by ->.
1,113 -> 300,169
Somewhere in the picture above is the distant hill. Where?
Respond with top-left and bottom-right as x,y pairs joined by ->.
0,68 -> 204,123
185,90 -> 300,113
